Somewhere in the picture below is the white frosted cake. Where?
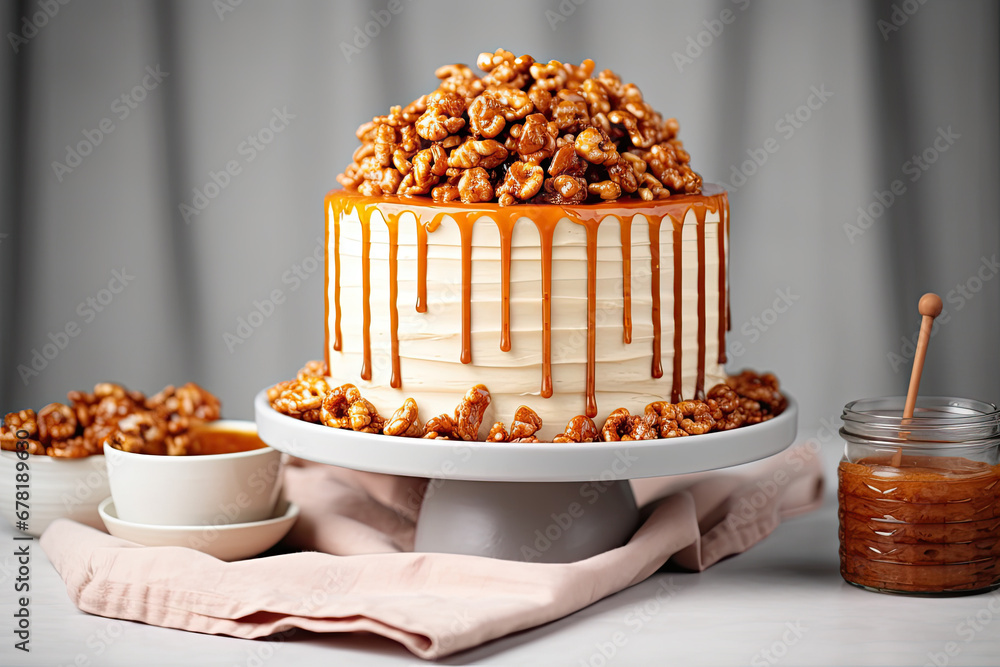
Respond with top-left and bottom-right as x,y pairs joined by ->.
324,189 -> 729,439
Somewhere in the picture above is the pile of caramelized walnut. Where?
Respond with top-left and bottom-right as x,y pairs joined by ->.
0,382 -> 221,457
337,48 -> 702,205
269,363 -> 786,443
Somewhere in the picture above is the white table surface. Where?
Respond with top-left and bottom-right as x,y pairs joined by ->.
2,427 -> 999,667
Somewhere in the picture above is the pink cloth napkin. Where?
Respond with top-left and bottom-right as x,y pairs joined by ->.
41,443 -> 824,660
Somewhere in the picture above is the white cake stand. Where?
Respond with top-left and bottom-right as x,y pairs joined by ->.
254,390 -> 797,563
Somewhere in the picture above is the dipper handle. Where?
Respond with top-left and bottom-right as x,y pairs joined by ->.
902,293 -> 943,420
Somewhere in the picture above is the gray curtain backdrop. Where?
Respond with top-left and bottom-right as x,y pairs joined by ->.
2,0 -> 997,433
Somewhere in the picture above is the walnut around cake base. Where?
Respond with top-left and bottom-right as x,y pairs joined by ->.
268,362 -> 786,444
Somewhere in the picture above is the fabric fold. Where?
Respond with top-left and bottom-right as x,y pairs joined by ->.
41,443 -> 823,660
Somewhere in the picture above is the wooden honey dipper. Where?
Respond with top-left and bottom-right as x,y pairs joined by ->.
903,293 -> 944,419
894,293 -> 944,465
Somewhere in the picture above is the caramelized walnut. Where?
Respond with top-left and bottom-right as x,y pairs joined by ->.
457,167 -> 494,203
453,384 -> 491,441
487,405 -> 543,442
415,105 -> 466,141
265,370 -> 784,444
423,413 -> 456,440
468,94 -> 506,138
48,437 -> 90,459
319,383 -> 362,429
36,403 -> 77,444
336,50 -> 703,203
448,139 -> 508,170
0,410 -> 43,454
297,359 -> 329,380
384,398 -> 423,437
553,415 -> 600,443
108,412 -> 168,455
575,127 -> 619,165
348,398 -> 383,434
726,370 -> 787,415
496,162 -> 544,206
509,406 -> 542,440
486,421 -> 508,442
538,174 -> 587,204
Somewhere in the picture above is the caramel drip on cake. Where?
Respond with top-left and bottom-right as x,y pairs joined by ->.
648,216 -> 664,381
695,205 -> 708,400
417,215 -> 443,315
325,188 -> 728,412
620,218 -> 633,345
458,215 -> 475,365
386,218 -> 402,388
670,216 -> 684,403
717,201 -> 728,363
359,218 -> 373,381
496,217 -> 515,352
560,207 -> 636,416
325,192 -> 342,352
538,220 -> 556,399
323,194 -> 332,371
584,221 -> 599,417
415,221 -> 428,313
723,201 -> 731,333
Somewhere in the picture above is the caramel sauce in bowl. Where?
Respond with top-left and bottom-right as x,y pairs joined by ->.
104,420 -> 284,527
838,397 -> 1000,596
187,423 -> 269,456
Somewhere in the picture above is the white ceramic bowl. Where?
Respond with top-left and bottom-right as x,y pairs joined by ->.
104,420 -> 284,527
98,497 -> 298,561
0,450 -> 110,537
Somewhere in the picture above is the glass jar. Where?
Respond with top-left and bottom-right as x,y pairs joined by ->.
838,396 -> 1000,596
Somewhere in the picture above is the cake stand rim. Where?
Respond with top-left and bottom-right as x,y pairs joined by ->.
253,389 -> 799,482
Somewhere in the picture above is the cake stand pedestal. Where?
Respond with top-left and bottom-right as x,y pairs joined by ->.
254,391 -> 797,563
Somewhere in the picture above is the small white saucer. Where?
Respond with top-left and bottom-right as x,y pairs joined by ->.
98,497 -> 299,562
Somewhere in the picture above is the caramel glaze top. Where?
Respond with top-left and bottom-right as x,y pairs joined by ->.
325,186 -> 730,418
